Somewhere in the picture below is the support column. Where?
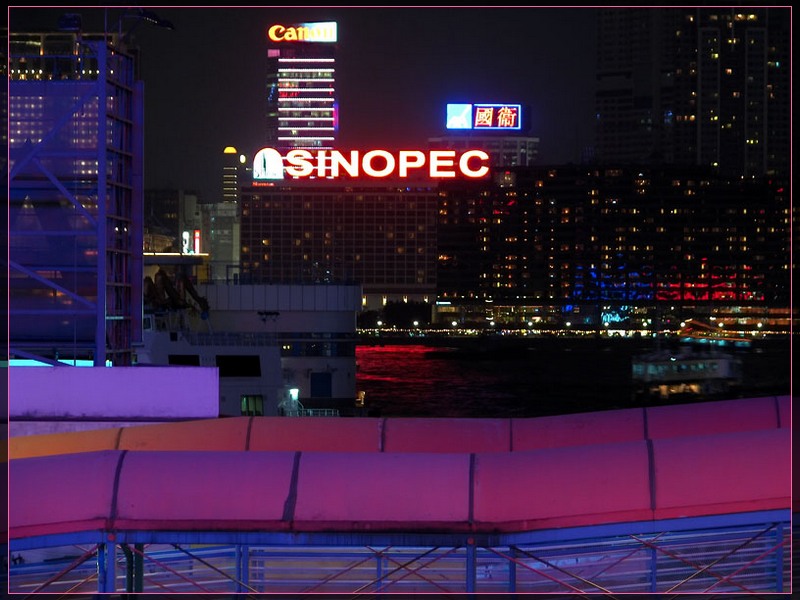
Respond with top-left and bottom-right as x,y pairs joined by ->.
235,544 -> 250,593
774,524 -> 784,592
97,542 -> 117,593
508,546 -> 517,593
465,538 -> 477,593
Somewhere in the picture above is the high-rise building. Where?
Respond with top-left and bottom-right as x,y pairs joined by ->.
595,7 -> 791,179
265,21 -> 338,152
428,135 -> 540,168
430,102 -> 540,167
239,180 -> 438,310
222,146 -> 244,203
8,27 -> 144,366
204,200 -> 241,282
434,166 -> 791,331
143,189 -> 204,253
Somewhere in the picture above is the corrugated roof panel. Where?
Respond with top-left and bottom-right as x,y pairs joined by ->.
383,418 -> 511,453
646,396 -> 779,439
512,407 -> 644,450
473,441 -> 652,530
9,450 -> 120,538
652,428 -> 791,519
293,452 -> 471,528
9,396 -> 792,460
10,426 -> 123,458
119,417 -> 250,451
777,395 -> 790,428
249,416 -> 381,452
114,450 -> 296,527
7,428 -> 791,540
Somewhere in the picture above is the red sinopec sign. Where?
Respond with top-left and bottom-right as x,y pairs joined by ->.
253,148 -> 491,181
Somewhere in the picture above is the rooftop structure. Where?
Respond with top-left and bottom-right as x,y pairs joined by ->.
7,395 -> 792,594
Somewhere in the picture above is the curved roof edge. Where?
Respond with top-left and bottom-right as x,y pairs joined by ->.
8,395 -> 791,459
9,427 -> 791,541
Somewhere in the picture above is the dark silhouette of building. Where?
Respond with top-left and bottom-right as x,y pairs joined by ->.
595,8 -> 791,180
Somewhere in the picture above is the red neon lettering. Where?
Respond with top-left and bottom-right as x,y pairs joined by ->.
460,150 -> 490,178
260,149 -> 490,179
268,23 -> 335,43
285,149 -> 314,177
362,150 -> 395,178
398,151 -> 426,177
496,106 -> 517,128
474,107 -> 494,127
429,150 -> 457,178
330,151 -> 359,177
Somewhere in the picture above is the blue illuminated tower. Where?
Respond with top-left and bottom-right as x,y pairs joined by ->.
8,28 -> 144,366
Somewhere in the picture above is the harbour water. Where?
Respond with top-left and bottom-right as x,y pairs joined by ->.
355,336 -> 791,418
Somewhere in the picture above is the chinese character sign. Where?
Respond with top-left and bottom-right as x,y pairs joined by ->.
446,103 -> 522,131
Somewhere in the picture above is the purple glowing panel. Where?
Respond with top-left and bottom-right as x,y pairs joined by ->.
9,366 -> 219,419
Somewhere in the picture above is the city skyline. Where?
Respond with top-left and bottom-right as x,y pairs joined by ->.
7,6 -> 598,203
6,10 -> 793,591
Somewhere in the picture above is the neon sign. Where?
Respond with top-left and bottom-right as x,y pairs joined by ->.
446,103 -> 522,130
181,229 -> 201,254
253,148 -> 491,180
268,22 -> 337,43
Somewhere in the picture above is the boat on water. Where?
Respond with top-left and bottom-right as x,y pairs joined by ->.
631,345 -> 743,402
676,318 -> 753,348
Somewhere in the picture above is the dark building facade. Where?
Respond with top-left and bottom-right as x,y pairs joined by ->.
237,165 -> 790,332
595,7 -> 791,180
239,181 -> 439,310
435,166 -> 791,330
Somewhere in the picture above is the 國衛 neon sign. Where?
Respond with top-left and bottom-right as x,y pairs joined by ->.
268,22 -> 337,43
252,148 -> 491,180
446,103 -> 522,130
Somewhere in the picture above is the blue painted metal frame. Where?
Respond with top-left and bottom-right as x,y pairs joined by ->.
8,509 -> 792,594
8,33 -> 142,367
9,509 -> 790,552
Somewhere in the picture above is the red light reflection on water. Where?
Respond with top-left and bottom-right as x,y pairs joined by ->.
355,344 -> 531,417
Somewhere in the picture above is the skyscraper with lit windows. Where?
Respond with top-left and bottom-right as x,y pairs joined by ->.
265,21 -> 338,152
595,7 -> 791,180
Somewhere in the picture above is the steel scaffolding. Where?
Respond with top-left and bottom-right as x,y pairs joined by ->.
7,511 -> 792,594
8,32 -> 143,366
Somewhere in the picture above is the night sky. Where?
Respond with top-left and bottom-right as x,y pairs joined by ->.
8,6 -> 598,203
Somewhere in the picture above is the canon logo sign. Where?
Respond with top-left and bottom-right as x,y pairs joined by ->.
267,22 -> 337,43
